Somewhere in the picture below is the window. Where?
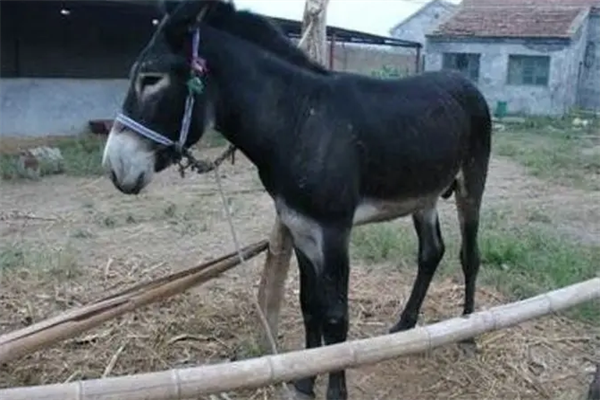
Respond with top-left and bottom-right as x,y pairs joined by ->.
507,55 -> 550,86
442,52 -> 480,82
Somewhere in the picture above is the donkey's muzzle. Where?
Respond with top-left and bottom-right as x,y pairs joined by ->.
111,170 -> 145,195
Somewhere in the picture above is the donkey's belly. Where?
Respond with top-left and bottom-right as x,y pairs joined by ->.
353,195 -> 438,226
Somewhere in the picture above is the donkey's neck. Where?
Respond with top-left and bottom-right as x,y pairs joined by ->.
198,25 -> 321,169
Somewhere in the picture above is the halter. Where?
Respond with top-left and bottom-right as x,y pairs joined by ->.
114,28 -> 206,158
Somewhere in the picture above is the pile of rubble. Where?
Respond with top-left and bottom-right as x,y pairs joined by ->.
13,146 -> 65,179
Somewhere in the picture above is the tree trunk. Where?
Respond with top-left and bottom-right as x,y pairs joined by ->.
256,0 -> 330,353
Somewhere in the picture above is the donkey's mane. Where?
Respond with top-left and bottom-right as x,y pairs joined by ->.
207,1 -> 330,74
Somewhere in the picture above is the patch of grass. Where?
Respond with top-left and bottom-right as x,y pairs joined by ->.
349,209 -> 599,325
54,134 -> 106,177
479,212 -> 600,325
1,129 -> 231,182
0,247 -> 27,270
232,337 -> 264,361
0,243 -> 81,281
0,134 -> 107,181
350,222 -> 415,264
494,118 -> 600,189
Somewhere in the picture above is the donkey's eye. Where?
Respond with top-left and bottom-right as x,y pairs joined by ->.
139,74 -> 163,88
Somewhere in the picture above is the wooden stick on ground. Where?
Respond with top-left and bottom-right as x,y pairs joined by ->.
2,277 -> 599,400
0,240 -> 268,365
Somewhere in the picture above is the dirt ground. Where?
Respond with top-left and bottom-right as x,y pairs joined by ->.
1,147 -> 599,399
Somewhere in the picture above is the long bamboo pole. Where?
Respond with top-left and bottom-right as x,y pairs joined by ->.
0,240 -> 268,365
2,277 -> 598,400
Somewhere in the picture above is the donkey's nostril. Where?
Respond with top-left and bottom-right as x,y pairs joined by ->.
130,172 -> 145,195
110,170 -> 118,185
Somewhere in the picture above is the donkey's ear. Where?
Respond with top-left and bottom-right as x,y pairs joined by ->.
159,0 -> 182,16
161,0 -> 219,51
167,0 -> 213,21
160,0 -> 212,51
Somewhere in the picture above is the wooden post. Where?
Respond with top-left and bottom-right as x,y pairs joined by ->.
256,217 -> 293,351
256,0 -> 330,353
299,0 -> 330,63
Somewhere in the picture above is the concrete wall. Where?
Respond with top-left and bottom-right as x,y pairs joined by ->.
289,39 -> 419,76
567,20 -> 590,111
425,34 -> 587,116
328,43 -> 417,76
0,45 -> 418,138
390,0 -> 457,55
579,12 -> 600,111
1,79 -> 128,137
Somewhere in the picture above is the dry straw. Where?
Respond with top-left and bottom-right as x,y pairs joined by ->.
0,240 -> 269,365
2,277 -> 598,400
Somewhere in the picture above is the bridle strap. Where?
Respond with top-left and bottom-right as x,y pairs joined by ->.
110,6 -> 236,179
114,29 -> 202,153
114,114 -> 175,147
176,28 -> 201,152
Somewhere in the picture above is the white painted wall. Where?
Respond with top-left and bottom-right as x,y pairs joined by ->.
426,36 -> 586,116
0,78 -> 129,137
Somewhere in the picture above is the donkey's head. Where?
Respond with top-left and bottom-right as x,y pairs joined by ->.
102,0 -> 216,195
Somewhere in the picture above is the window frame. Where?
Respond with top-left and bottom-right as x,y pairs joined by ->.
441,52 -> 481,83
506,54 -> 551,87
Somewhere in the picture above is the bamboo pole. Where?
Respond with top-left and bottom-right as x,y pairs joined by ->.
0,240 -> 268,365
2,277 -> 598,400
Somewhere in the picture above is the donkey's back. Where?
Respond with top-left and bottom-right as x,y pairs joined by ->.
324,69 -> 492,202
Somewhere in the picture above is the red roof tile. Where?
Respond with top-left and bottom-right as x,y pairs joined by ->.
430,6 -> 587,38
461,0 -> 600,7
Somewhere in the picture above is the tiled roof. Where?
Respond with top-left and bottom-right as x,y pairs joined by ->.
461,0 -> 600,7
429,5 -> 588,38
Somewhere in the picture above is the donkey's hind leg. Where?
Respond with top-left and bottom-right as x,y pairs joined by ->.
454,162 -> 489,354
390,205 -> 445,333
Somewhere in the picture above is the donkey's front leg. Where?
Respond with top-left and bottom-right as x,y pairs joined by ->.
293,247 -> 324,398
320,227 -> 351,400
291,227 -> 351,400
278,201 -> 352,400
292,227 -> 351,400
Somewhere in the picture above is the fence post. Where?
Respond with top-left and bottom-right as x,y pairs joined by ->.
256,217 -> 293,351
256,0 -> 330,354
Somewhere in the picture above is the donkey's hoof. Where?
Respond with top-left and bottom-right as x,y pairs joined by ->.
389,321 -> 415,334
293,389 -> 315,400
279,384 -> 315,400
458,338 -> 478,358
